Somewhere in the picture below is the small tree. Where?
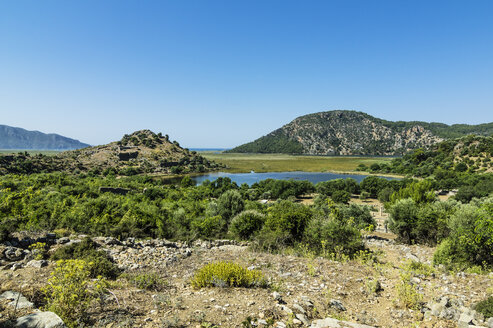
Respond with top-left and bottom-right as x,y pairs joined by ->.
229,210 -> 265,240
387,198 -> 419,244
331,190 -> 351,204
217,190 -> 245,223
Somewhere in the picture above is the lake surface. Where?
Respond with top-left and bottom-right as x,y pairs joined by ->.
189,171 -> 397,186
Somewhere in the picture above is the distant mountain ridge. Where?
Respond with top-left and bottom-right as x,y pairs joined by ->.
0,125 -> 90,150
227,110 -> 493,156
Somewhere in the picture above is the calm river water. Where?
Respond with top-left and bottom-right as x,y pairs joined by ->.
186,171 -> 397,186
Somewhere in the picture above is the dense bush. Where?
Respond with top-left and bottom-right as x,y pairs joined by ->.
256,200 -> 313,250
51,237 -> 120,279
303,217 -> 365,257
43,259 -> 107,328
216,189 -> 245,222
229,210 -> 265,240
252,179 -> 314,199
387,199 -> 419,244
123,272 -> 167,291
191,261 -> 266,288
388,199 -> 455,245
331,190 -> 351,204
474,296 -> 493,319
360,176 -> 390,198
434,198 -> 493,268
339,203 -> 376,230
389,180 -> 436,204
316,178 -> 359,197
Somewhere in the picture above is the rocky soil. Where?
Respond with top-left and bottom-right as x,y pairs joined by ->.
1,230 -> 492,328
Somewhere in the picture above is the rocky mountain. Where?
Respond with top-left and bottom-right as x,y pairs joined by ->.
0,130 -> 223,175
228,111 -> 493,156
0,125 -> 90,150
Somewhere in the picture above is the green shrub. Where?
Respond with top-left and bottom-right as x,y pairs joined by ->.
229,210 -> 265,240
51,237 -> 120,279
216,190 -> 245,222
387,198 -> 419,244
29,242 -> 48,260
389,180 -> 436,205
396,273 -> 423,310
331,190 -> 350,204
339,203 -> 376,230
43,259 -> 107,328
256,200 -> 312,250
124,272 -> 167,291
191,215 -> 225,239
434,199 -> 493,268
359,191 -> 370,201
377,187 -> 394,203
474,296 -> 493,319
403,260 -> 435,277
0,218 -> 17,242
302,217 -> 365,258
191,261 -> 267,288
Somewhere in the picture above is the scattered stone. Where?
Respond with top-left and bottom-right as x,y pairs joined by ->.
4,246 -> 25,261
311,317 -> 376,328
405,252 -> 419,262
272,291 -> 283,303
329,299 -> 346,312
56,237 -> 70,244
15,311 -> 67,328
458,312 -> 475,328
10,262 -> 24,271
293,303 -> 306,314
26,259 -> 48,268
295,313 -> 310,326
0,291 -> 34,309
277,304 -> 293,314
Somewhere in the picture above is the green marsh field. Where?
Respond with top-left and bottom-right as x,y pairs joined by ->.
201,152 -> 394,173
0,149 -> 61,156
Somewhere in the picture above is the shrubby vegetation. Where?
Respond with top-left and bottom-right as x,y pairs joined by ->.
474,296 -> 493,319
51,237 -> 120,279
1,148 -> 493,270
191,261 -> 267,288
43,259 -> 107,328
371,136 -> 493,196
433,197 -> 493,269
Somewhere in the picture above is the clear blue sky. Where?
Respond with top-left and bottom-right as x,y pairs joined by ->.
1,1 -> 492,148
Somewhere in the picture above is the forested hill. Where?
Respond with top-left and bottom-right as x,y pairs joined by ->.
371,135 -> 493,178
227,110 -> 493,156
0,130 -> 222,175
0,125 -> 90,150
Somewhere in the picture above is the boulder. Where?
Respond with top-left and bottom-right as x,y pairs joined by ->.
4,246 -> 25,261
15,311 -> 66,328
311,317 -> 376,328
26,260 -> 48,268
0,291 -> 34,310
56,237 -> 70,245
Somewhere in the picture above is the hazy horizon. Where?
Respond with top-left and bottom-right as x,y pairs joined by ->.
1,1 -> 492,148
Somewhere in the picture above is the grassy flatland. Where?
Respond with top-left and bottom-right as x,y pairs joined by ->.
0,149 -> 62,155
201,152 -> 394,173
